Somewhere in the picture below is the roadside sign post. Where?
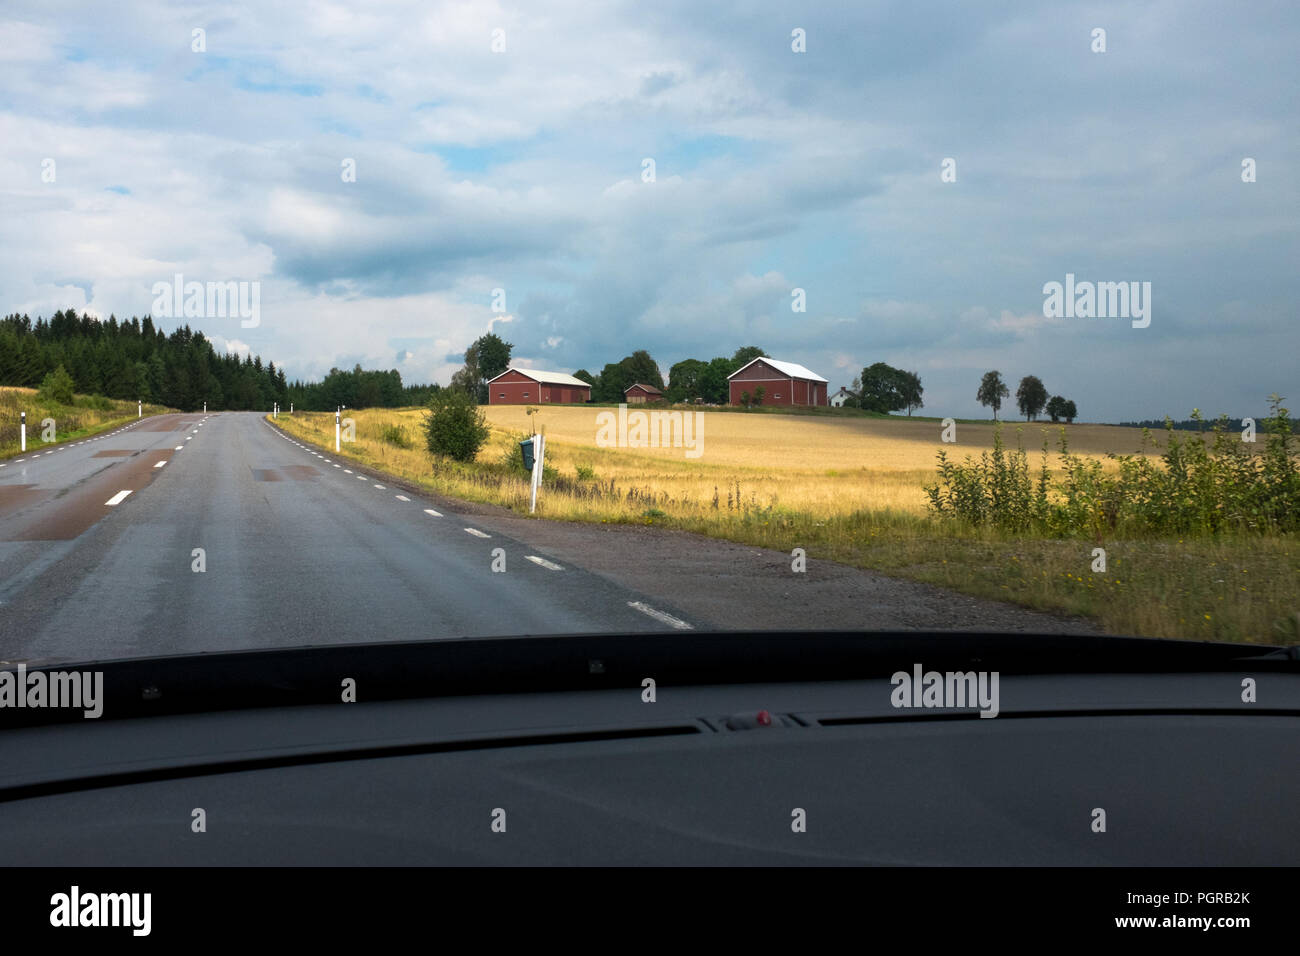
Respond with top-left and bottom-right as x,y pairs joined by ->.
20,411 -> 25,452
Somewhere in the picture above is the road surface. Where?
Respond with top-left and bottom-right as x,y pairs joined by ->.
0,412 -> 1097,662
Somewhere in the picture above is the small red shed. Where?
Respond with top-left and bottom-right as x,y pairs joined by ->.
624,383 -> 664,404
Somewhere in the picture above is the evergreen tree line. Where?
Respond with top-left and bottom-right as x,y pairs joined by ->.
0,310 -> 433,412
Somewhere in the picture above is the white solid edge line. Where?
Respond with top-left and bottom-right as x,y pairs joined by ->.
526,555 -> 564,571
464,527 -> 490,538
627,601 -> 693,630
423,508 -> 441,517
105,490 -> 132,506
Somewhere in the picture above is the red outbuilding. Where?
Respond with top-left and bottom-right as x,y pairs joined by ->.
624,383 -> 664,404
487,367 -> 592,404
727,358 -> 828,406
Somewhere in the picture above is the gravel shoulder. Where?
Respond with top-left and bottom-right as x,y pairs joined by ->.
456,509 -> 1104,633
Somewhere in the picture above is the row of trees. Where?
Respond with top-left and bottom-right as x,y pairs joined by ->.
285,366 -> 436,411
575,348 -> 682,403
0,311 -> 432,412
977,371 -> 1078,423
1,311 -> 290,411
436,335 -> 1086,428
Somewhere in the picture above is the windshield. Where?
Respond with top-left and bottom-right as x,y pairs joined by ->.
0,2 -> 1296,672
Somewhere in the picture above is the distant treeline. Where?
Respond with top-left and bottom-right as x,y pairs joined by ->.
0,310 -> 433,412
286,366 -> 440,411
1118,417 -> 1297,432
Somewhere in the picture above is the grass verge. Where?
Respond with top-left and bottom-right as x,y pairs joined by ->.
1,387 -> 171,458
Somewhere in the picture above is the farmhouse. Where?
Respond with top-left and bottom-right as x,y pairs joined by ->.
487,367 -> 591,404
624,383 -> 664,404
829,387 -> 858,408
728,358 -> 828,407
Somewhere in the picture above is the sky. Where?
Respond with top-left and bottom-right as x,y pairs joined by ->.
1,0 -> 1296,421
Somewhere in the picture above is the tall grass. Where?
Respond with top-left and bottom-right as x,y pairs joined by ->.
0,387 -> 169,456
926,396 -> 1298,537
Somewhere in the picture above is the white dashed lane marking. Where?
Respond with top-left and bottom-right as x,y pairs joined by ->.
154,461 -> 167,468
464,528 -> 490,538
395,495 -> 409,501
526,556 -> 564,571
105,490 -> 132,506
627,601 -> 693,630
423,509 -> 441,517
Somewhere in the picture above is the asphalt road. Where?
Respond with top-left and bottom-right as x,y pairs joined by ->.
0,412 -> 699,662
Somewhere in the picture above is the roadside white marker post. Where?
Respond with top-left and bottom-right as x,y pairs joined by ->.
20,411 -> 25,452
290,402 -> 293,414
335,407 -> 341,452
529,427 -> 546,514
203,401 -> 207,413
138,399 -> 142,418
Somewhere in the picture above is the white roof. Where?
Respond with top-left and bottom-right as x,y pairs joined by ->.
487,366 -> 591,388
728,357 -> 827,383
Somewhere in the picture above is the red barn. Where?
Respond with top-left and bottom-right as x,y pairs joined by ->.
487,367 -> 592,404
624,383 -> 664,404
727,358 -> 828,407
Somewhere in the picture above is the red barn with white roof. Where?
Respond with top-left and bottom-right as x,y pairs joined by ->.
727,358 -> 828,406
487,367 -> 591,404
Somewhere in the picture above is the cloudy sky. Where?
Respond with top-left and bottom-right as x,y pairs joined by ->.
1,1 -> 1296,421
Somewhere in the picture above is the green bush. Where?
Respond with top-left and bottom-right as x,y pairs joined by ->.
925,395 -> 1299,537
575,463 -> 596,481
76,393 -> 114,411
380,423 -> 412,448
422,389 -> 490,462
37,365 -> 76,405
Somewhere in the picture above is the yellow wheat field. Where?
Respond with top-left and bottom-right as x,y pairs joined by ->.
276,404 -> 1166,521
